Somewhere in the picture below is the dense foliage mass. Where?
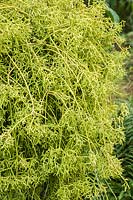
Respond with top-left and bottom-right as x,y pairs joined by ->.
0,0 -> 128,199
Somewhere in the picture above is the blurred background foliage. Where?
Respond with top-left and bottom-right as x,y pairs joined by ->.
106,99 -> 133,200
106,0 -> 133,32
105,0 -> 133,199
84,1 -> 133,31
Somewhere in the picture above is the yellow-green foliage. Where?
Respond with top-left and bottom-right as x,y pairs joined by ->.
0,0 -> 128,199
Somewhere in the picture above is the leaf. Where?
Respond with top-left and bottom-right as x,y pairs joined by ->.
106,7 -> 120,23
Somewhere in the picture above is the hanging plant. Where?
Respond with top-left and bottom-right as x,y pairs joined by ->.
0,0 -> 128,199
